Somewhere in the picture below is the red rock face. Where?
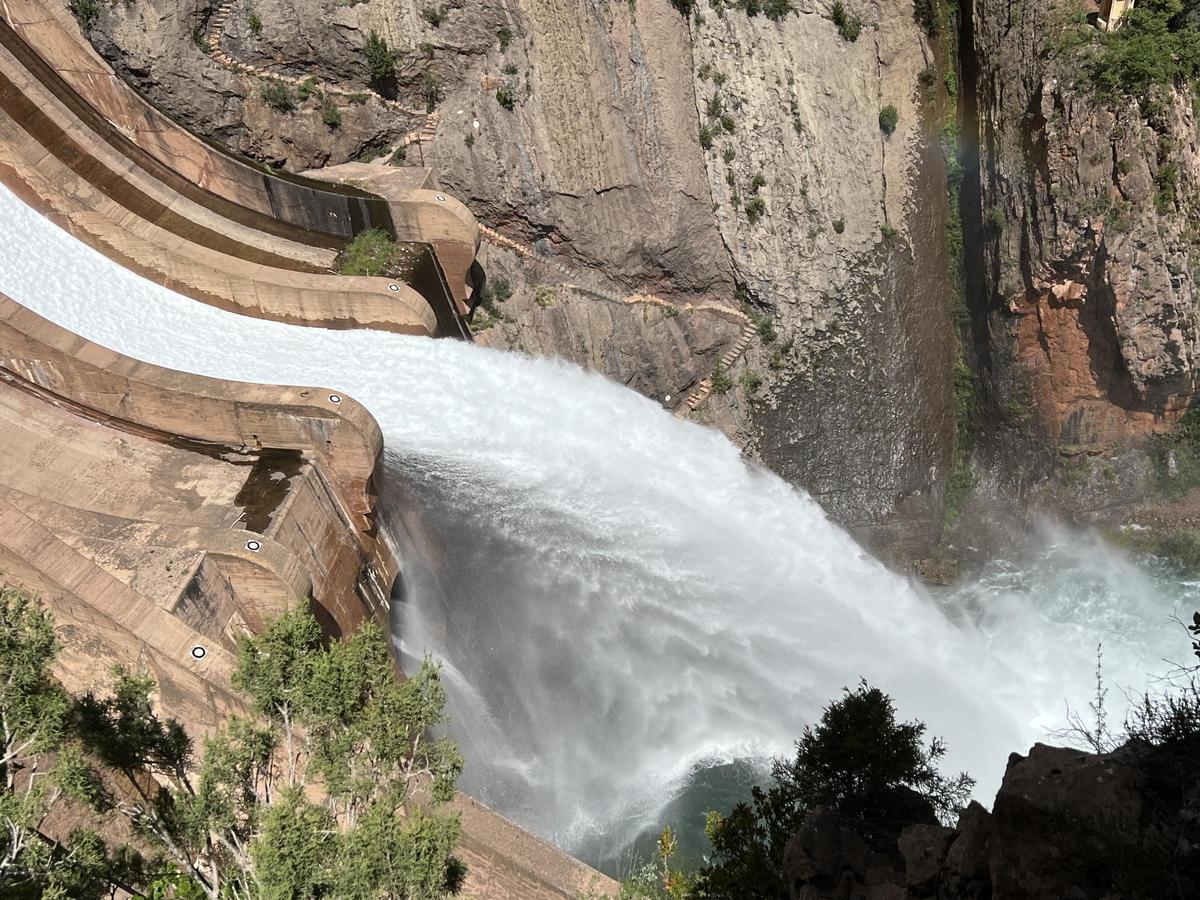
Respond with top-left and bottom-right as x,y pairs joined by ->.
1012,275 -> 1170,453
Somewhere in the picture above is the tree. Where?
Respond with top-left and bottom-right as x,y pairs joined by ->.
364,31 -> 396,86
1086,0 -> 1200,100
0,587 -> 142,899
694,682 -> 973,899
75,609 -> 465,899
0,585 -> 466,900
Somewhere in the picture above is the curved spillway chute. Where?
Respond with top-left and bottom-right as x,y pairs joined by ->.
0,0 -> 478,335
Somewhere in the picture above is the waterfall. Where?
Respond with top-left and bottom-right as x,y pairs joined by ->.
0,183 -> 1187,859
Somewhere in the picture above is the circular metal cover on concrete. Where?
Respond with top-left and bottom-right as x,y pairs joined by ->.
329,394 -> 341,403
191,646 -> 207,660
245,539 -> 261,552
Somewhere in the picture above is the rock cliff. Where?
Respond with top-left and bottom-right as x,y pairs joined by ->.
971,0 -> 1199,455
85,0 -> 963,560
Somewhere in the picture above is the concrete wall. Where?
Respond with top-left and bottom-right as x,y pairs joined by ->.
0,37 -> 442,335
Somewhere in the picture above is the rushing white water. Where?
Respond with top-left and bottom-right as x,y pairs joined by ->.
0,183 -> 1191,859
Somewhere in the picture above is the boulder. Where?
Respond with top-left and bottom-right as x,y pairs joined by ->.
896,824 -> 954,896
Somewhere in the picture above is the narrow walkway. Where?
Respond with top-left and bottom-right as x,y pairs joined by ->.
204,0 -> 438,146
679,322 -> 757,413
477,225 -> 758,414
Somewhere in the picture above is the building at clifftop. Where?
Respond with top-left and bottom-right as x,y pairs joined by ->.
1098,0 -> 1134,30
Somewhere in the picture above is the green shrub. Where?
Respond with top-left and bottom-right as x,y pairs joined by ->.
761,0 -> 796,20
914,0 -> 938,35
720,113 -> 736,133
881,222 -> 898,239
740,371 -> 763,394
1155,161 -> 1179,214
356,145 -> 391,163
388,145 -> 408,165
502,62 -> 519,75
297,75 -> 321,102
421,5 -> 445,26
534,286 -> 558,308
261,81 -> 295,113
831,0 -> 862,41
735,0 -> 792,17
711,362 -> 733,394
248,12 -> 263,34
322,101 -> 342,128
769,338 -> 793,370
750,173 -> 766,192
670,0 -> 695,15
755,315 -> 775,344
481,276 -> 512,310
985,203 -> 1005,233
713,71 -> 728,87
693,683 -> 974,898
1087,0 -> 1200,102
496,82 -> 516,110
722,145 -> 736,164
699,123 -> 715,150
338,228 -> 403,276
833,215 -> 846,234
944,67 -> 958,97
69,0 -> 100,31
745,196 -> 767,224
422,71 -> 441,111
464,132 -> 475,148
498,27 -> 513,51
364,30 -> 395,83
879,103 -> 899,135
347,92 -> 369,104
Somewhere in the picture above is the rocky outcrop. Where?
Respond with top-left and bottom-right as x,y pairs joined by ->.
971,0 -> 1200,455
783,741 -> 1200,899
88,0 -> 420,167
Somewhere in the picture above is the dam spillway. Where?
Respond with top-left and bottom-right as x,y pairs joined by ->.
0,180 -> 1187,859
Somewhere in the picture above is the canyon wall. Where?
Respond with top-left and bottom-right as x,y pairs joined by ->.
88,0 -> 964,559
971,0 -> 1200,454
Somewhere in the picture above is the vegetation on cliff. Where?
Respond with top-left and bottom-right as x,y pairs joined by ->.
337,228 -> 419,278
0,590 -> 464,899
1085,0 -> 1200,100
620,684 -> 973,899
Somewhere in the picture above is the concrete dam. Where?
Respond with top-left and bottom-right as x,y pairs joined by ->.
0,0 -> 1191,889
